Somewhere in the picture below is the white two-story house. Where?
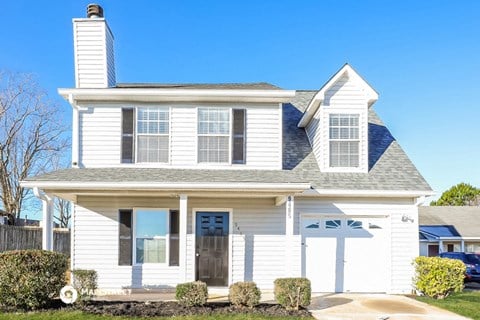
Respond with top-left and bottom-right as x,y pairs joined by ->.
22,4 -> 432,294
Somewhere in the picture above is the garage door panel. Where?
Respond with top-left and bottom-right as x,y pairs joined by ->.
302,216 -> 388,293
305,237 -> 338,292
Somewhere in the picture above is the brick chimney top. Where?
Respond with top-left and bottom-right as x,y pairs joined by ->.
87,4 -> 103,18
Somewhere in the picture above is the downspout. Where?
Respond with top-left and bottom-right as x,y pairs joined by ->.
33,187 -> 54,251
69,94 -> 80,168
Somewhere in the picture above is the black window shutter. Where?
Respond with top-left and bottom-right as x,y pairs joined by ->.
232,109 -> 246,164
118,209 -> 132,266
121,108 -> 134,163
169,210 -> 180,266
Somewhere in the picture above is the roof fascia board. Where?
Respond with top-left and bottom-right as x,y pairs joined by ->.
58,88 -> 296,103
21,181 -> 310,193
303,188 -> 434,198
298,64 -> 379,128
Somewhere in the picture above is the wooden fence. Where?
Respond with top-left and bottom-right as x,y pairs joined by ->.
0,224 -> 70,256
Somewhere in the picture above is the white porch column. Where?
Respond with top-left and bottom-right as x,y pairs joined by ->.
460,240 -> 465,252
285,195 -> 294,276
33,187 -> 54,251
439,240 -> 444,253
179,194 -> 188,282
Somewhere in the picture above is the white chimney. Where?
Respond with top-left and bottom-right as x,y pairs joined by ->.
73,4 -> 116,88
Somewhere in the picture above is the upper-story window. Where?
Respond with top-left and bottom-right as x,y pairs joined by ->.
121,107 -> 170,163
137,107 -> 169,163
329,114 -> 359,167
197,107 -> 246,164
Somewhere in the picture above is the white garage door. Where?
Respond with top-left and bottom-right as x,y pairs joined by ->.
302,215 -> 388,293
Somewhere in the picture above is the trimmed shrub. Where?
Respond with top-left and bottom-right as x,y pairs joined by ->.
72,269 -> 98,301
175,281 -> 208,306
414,256 -> 465,299
229,281 -> 261,308
274,278 -> 311,310
0,250 -> 68,310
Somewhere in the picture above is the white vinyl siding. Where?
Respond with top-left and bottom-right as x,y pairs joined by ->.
73,19 -> 115,88
77,103 -> 281,169
79,106 -> 121,167
245,105 -> 281,168
170,106 -> 196,166
73,196 -> 417,294
305,74 -> 368,173
73,197 -> 289,292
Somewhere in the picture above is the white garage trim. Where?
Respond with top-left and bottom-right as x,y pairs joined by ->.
300,213 -> 391,293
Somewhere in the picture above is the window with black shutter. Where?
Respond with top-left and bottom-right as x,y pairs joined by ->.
121,108 -> 134,163
169,210 -> 180,266
232,109 -> 246,164
118,209 -> 132,266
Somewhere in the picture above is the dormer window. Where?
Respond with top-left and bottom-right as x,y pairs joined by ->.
329,114 -> 359,167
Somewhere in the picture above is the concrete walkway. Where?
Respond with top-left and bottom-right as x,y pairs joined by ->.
97,290 -> 471,320
309,293 -> 471,320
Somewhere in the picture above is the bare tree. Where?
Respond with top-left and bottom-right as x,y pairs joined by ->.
0,71 -> 69,222
53,197 -> 71,228
50,154 -> 72,228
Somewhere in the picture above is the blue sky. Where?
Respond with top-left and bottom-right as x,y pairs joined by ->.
1,0 -> 479,202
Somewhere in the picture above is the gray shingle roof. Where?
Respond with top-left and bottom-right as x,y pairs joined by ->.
115,82 -> 281,90
24,90 -> 432,193
419,206 -> 480,238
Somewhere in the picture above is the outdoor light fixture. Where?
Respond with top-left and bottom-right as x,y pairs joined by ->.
401,215 -> 414,223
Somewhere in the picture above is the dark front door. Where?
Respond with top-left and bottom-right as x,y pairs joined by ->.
195,212 -> 229,286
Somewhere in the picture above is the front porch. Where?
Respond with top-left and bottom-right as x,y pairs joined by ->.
28,181 -> 309,291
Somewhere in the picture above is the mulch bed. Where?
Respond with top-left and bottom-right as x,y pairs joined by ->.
76,300 -> 312,318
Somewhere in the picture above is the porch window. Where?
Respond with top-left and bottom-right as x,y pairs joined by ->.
135,209 -> 168,263
119,209 -> 180,266
329,114 -> 359,167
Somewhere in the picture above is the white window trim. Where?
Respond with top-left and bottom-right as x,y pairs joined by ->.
196,107 -> 246,165
134,106 -> 171,164
320,109 -> 367,173
329,113 -> 360,169
132,208 -> 170,266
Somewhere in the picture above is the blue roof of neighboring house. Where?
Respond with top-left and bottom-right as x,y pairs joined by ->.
419,225 -> 461,239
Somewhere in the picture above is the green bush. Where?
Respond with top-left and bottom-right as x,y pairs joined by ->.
175,281 -> 208,306
0,250 -> 68,310
414,256 -> 465,299
274,278 -> 311,310
229,281 -> 261,308
72,269 -> 98,301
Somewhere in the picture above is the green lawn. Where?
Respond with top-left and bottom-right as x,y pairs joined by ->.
416,291 -> 480,320
0,311 -> 306,320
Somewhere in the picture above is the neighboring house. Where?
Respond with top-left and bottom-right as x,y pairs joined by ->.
0,209 -> 15,225
419,206 -> 480,256
21,5 -> 432,294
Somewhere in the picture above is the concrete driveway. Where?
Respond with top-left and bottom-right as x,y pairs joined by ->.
308,293 -> 471,320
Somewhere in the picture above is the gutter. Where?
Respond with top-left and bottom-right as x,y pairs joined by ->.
21,181 -> 311,193
58,88 -> 296,103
